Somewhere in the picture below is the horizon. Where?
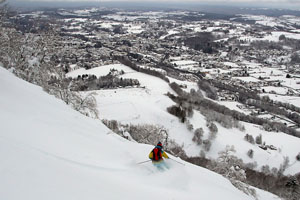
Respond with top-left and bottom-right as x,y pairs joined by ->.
6,0 -> 300,11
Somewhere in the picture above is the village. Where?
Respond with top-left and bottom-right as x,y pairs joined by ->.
14,7 -> 300,129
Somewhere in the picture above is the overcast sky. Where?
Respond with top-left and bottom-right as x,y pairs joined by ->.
13,0 -> 300,2
8,0 -> 300,10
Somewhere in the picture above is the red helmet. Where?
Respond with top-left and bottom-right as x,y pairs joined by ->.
157,142 -> 162,147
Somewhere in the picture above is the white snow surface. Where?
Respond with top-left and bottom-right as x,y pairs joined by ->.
66,64 -> 300,176
0,66 -> 278,200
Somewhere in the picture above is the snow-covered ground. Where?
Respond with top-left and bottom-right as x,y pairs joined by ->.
234,76 -> 261,82
1,66 -> 282,200
264,94 -> 300,108
67,64 -> 300,176
67,64 -> 201,156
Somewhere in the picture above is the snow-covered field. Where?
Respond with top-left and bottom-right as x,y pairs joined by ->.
1,66 -> 283,200
234,76 -> 261,82
67,64 -> 300,176
264,94 -> 300,108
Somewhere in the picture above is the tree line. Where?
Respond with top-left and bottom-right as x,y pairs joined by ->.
115,55 -> 170,83
71,73 -> 140,91
168,82 -> 300,137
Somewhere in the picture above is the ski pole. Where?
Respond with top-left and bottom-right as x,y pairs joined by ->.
137,160 -> 151,165
170,158 -> 185,166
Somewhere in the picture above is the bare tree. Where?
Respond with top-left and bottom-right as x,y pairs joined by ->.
285,176 -> 300,200
278,156 -> 290,176
71,92 -> 99,118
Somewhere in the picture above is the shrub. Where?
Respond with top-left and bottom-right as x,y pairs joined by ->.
197,79 -> 218,100
261,165 -> 271,175
245,162 -> 257,169
167,105 -> 186,123
167,140 -> 187,159
278,156 -> 290,175
271,167 -> 278,176
238,124 -> 246,132
203,139 -> 212,151
244,134 -> 255,144
247,149 -> 254,158
296,153 -> 300,161
193,128 -> 204,145
255,134 -> 262,145
263,123 -> 272,132
102,119 -> 118,131
279,34 -> 286,41
207,122 -> 218,140
186,120 -> 194,131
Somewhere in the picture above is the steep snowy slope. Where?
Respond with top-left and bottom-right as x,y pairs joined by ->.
0,66 -> 276,200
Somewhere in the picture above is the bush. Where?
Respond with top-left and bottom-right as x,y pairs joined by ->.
167,140 -> 187,159
244,134 -> 255,144
207,122 -> 218,139
186,120 -> 194,131
291,53 -> 300,64
193,128 -> 204,145
203,139 -> 212,151
167,105 -> 186,123
169,82 -> 185,96
263,123 -> 272,132
271,167 -> 278,176
279,34 -> 286,41
256,134 -> 262,145
247,149 -> 254,158
245,162 -> 257,170
278,156 -> 290,175
197,79 -> 218,100
186,105 -> 194,117
297,153 -> 300,161
102,119 -> 118,131
261,165 -> 271,175
238,124 -> 246,132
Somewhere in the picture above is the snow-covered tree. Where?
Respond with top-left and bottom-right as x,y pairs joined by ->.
255,134 -> 262,145
203,139 -> 211,151
210,145 -> 257,198
207,122 -> 218,140
0,10 -> 99,120
192,128 -> 204,145
244,134 -> 255,144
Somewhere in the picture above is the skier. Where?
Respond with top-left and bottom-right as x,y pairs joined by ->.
149,142 -> 169,170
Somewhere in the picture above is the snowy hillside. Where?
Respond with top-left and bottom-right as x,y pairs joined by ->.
0,66 -> 282,200
67,63 -> 300,176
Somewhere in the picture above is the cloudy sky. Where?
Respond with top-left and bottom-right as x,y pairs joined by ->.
9,0 -> 300,10
13,0 -> 300,2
